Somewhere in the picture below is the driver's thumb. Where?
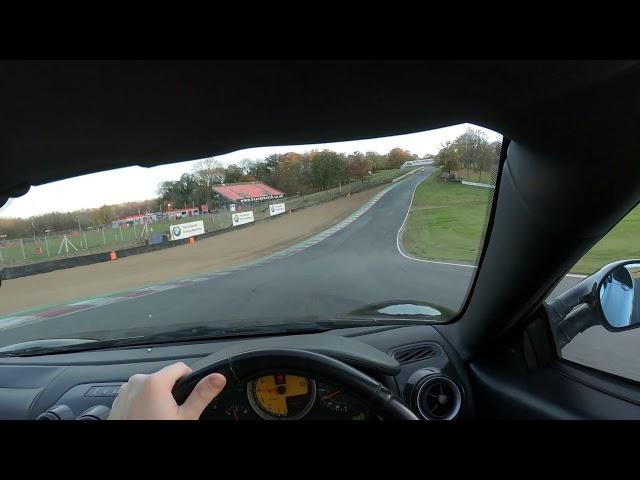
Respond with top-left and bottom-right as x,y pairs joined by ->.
179,373 -> 227,419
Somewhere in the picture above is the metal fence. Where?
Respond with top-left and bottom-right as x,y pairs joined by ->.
0,169 -> 406,267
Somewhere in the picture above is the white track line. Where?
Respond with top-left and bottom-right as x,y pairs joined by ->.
395,175 -> 475,268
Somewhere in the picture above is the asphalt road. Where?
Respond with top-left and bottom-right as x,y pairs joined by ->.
0,168 -> 585,347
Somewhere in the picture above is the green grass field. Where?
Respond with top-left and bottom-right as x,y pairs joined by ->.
402,175 -> 640,275
572,207 -> 640,274
454,168 -> 494,184
370,169 -> 404,182
401,176 -> 491,262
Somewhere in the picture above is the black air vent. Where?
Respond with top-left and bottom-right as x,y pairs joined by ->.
391,343 -> 440,365
415,376 -> 462,420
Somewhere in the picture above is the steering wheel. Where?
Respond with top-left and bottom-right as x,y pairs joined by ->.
172,348 -> 419,420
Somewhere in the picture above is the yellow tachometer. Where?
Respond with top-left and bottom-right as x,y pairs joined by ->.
247,374 -> 316,420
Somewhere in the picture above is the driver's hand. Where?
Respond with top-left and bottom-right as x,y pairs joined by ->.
108,362 -> 226,420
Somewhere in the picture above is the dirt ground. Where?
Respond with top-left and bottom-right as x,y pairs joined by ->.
0,187 -> 384,316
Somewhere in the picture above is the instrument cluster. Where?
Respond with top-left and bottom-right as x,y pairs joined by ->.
205,373 -> 371,420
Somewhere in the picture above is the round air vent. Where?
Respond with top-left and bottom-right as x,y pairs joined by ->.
414,375 -> 462,420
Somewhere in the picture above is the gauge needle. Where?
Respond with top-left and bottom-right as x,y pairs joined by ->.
322,390 -> 341,401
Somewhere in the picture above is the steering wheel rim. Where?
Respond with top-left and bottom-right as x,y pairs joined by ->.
172,348 -> 419,420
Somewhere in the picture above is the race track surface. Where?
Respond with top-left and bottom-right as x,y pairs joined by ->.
0,169 -> 584,347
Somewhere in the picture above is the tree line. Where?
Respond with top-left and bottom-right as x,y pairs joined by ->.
1,128 -> 501,240
157,147 -> 422,211
0,127 -> 500,240
0,199 -> 162,240
0,147 -> 423,239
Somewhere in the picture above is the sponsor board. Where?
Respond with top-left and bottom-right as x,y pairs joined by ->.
169,220 -> 205,241
232,211 -> 254,227
269,203 -> 286,216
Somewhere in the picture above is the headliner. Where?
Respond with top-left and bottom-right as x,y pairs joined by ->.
1,60 -> 638,205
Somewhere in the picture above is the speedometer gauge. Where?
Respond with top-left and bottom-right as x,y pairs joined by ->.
317,383 -> 350,413
247,374 -> 316,420
317,383 -> 370,420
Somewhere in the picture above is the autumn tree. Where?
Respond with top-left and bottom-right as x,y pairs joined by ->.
446,128 -> 497,180
347,152 -> 373,183
490,141 -> 502,163
91,205 -> 114,227
310,150 -> 348,190
191,159 -> 225,206
387,148 -> 413,169
156,173 -> 200,209
435,141 -> 460,174
273,152 -> 304,194
365,151 -> 388,172
223,164 -> 244,184
238,159 -> 257,182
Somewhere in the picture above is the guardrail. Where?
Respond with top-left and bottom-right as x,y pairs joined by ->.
461,180 -> 495,189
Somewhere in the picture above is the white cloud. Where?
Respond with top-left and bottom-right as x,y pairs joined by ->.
0,123 -> 501,219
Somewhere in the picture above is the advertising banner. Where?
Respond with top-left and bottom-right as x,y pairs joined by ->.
232,211 -> 254,227
169,220 -> 205,241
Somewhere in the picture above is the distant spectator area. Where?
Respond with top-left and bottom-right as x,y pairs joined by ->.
213,182 -> 285,204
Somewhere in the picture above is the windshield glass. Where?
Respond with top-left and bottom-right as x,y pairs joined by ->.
0,124 -> 502,352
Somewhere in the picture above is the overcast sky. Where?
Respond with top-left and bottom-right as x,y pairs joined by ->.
0,123 -> 501,219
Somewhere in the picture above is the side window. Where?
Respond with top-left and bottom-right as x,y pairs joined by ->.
547,203 -> 640,382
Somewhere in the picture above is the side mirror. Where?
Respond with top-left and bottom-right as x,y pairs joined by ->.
598,263 -> 640,331
548,260 -> 640,348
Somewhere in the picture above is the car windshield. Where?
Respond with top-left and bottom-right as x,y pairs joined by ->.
0,124 -> 502,353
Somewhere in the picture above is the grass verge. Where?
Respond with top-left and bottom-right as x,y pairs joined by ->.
402,174 -> 640,275
401,175 -> 490,262
572,205 -> 640,274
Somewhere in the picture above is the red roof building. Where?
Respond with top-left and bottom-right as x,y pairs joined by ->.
212,182 -> 285,203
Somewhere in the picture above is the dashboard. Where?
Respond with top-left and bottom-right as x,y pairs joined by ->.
0,325 -> 474,420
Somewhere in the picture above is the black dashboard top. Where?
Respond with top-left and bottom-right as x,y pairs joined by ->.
0,325 -> 473,420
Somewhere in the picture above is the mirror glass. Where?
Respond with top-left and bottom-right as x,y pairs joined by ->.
599,263 -> 640,329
